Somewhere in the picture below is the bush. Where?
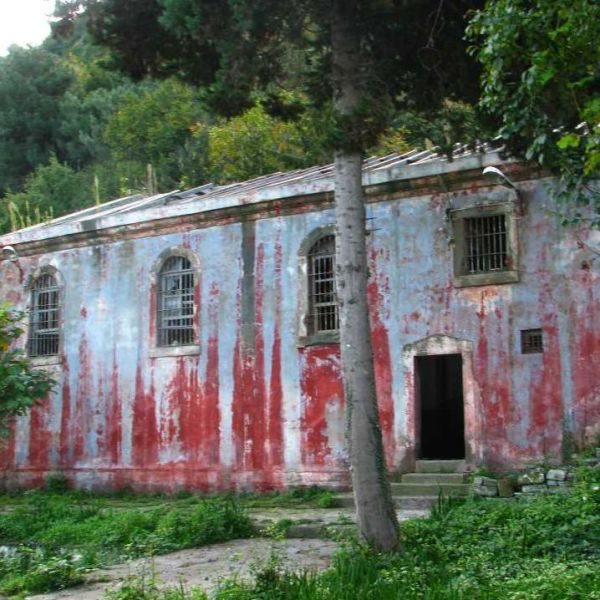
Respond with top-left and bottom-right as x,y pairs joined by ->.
0,305 -> 55,437
0,550 -> 85,596
44,472 -> 70,493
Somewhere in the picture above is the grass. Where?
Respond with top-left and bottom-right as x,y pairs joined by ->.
204,466 -> 600,600
0,492 -> 254,597
2,471 -> 600,599
0,484 -> 335,597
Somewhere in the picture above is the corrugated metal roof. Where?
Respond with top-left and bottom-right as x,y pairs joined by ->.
0,141 -> 504,246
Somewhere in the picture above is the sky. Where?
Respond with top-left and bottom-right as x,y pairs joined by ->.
0,0 -> 53,56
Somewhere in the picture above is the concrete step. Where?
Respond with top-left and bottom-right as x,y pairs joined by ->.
401,472 -> 467,484
394,496 -> 439,510
390,482 -> 470,497
332,493 -> 446,511
415,459 -> 466,473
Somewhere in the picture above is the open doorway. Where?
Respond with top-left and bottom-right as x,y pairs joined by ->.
416,354 -> 465,459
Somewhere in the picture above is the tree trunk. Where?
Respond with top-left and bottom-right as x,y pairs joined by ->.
331,0 -> 400,552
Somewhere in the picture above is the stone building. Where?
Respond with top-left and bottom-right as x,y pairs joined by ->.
0,146 -> 598,491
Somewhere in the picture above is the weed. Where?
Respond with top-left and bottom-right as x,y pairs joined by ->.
208,466 -> 600,599
0,550 -> 85,596
262,518 -> 293,540
44,472 -> 70,493
104,567 -> 207,600
0,494 -> 253,596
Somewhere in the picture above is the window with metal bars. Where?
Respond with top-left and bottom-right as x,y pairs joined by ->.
307,235 -> 339,334
463,214 -> 508,274
157,256 -> 195,346
28,274 -> 60,357
521,329 -> 543,354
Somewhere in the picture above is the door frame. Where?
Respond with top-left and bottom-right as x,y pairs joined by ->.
401,334 -> 483,469
415,353 -> 465,460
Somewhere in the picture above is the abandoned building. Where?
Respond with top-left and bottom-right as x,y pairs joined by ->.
0,145 -> 598,492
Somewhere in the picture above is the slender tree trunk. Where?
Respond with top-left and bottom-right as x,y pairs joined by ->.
331,0 -> 400,552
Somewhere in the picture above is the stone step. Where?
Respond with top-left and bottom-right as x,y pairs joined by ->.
332,493 -> 442,511
401,472 -> 467,484
415,459 -> 466,473
390,482 -> 471,497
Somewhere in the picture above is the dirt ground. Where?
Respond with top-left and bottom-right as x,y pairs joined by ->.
29,538 -> 339,600
28,507 -> 429,599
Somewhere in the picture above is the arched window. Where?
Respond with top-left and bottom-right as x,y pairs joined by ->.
307,234 -> 338,334
157,256 -> 195,346
28,273 -> 60,357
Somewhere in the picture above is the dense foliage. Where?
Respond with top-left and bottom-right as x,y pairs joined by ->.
0,0 -> 488,235
468,0 -> 600,225
0,305 -> 54,437
1,1 -> 598,233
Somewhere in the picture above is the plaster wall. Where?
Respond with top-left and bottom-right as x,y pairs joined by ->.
0,178 -> 598,491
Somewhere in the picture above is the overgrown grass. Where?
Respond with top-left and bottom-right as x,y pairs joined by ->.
0,484 -> 336,511
206,466 -> 600,599
236,486 -> 336,509
0,493 -> 253,597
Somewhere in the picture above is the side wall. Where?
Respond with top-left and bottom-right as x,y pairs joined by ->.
0,178 -> 598,490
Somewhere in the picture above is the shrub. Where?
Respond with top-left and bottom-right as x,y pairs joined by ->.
44,472 -> 70,493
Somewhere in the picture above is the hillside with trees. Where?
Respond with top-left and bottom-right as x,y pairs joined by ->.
0,0 -> 487,234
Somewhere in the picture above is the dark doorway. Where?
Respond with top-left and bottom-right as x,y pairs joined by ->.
416,354 -> 465,459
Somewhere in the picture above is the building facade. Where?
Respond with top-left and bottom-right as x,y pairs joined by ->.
0,148 -> 598,492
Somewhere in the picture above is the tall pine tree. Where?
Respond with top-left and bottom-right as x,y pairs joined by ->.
75,0 -> 482,550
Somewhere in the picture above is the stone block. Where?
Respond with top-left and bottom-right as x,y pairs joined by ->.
497,478 -> 515,497
521,484 -> 547,494
473,476 -> 497,487
473,484 -> 498,497
518,469 -> 545,485
546,469 -> 566,481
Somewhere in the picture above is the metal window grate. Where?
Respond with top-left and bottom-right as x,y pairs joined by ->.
521,329 -> 543,354
157,256 -> 195,346
28,274 -> 60,357
308,235 -> 339,333
463,215 -> 508,274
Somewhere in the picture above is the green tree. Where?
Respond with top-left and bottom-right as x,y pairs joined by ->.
3,156 -> 90,232
207,102 -> 328,183
83,0 -> 484,551
0,47 -> 74,194
467,0 -> 600,225
103,79 -> 207,189
0,306 -> 54,438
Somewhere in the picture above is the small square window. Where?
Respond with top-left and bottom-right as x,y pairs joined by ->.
521,329 -> 543,354
451,203 -> 519,288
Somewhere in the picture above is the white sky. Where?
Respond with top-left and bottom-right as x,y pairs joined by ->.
0,0 -> 53,56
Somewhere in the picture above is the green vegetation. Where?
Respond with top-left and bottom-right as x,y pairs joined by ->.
211,469 -> 600,599
0,492 -> 253,597
468,0 -> 600,225
112,467 -> 599,599
0,0 -> 489,234
236,486 -> 336,509
0,306 -> 55,438
0,470 -> 598,598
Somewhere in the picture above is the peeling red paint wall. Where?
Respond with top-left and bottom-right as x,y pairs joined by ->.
300,345 -> 344,467
0,177 -> 598,491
